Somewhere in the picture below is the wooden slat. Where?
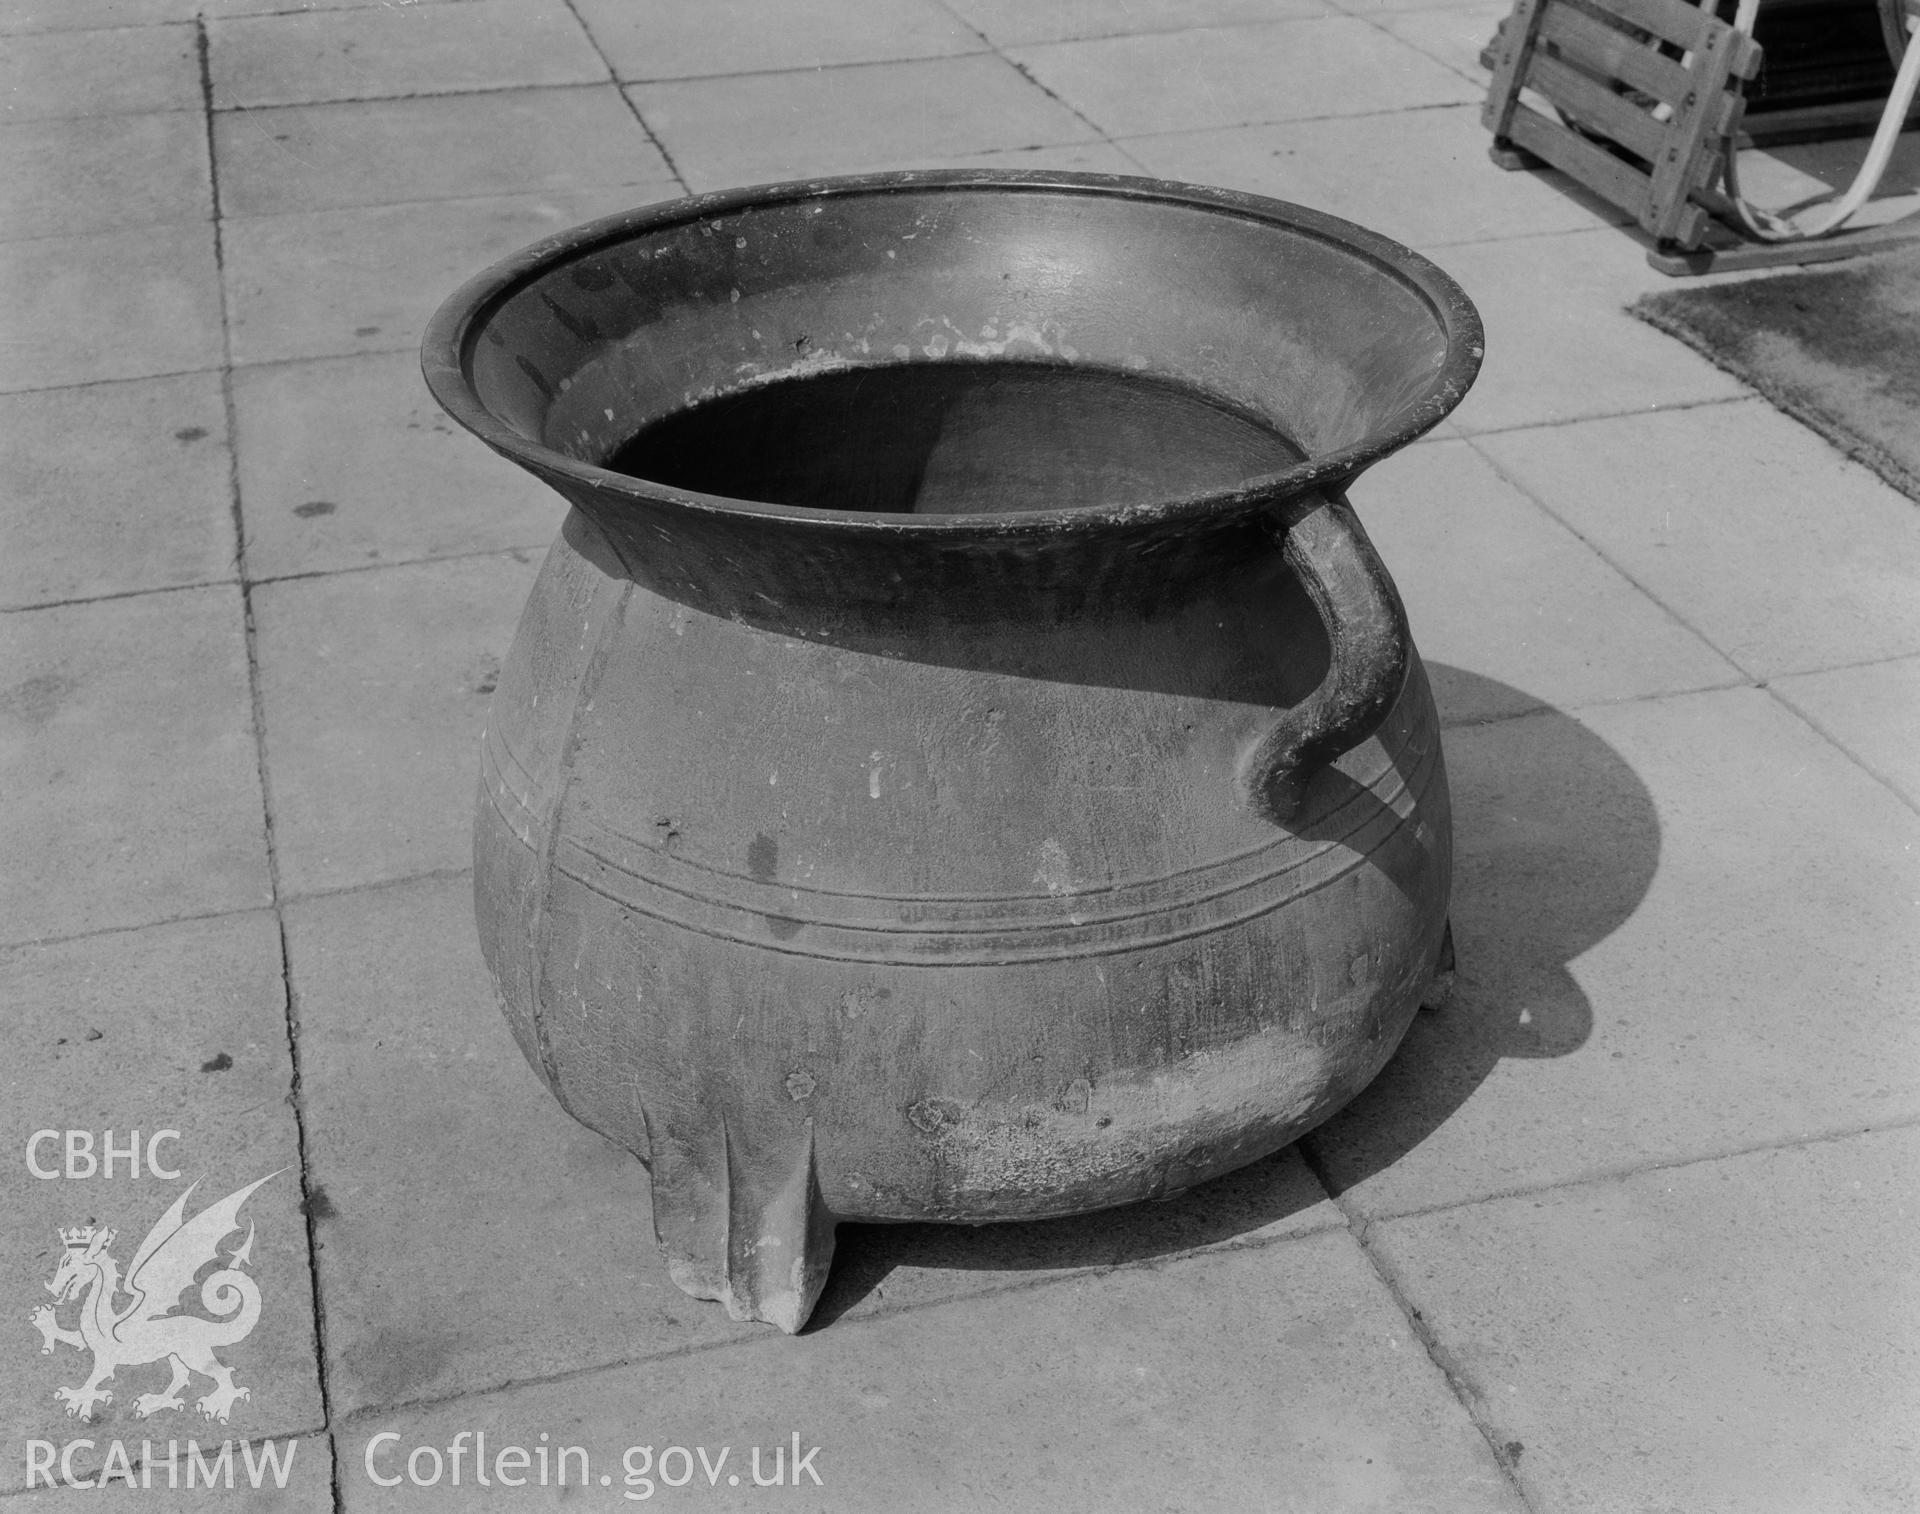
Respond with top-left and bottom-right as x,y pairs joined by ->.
1483,0 -> 1552,138
1502,101 -> 1657,223
1583,0 -> 1710,53
1538,2 -> 1691,106
1647,17 -> 1743,240
1528,49 -> 1667,162
1537,15 -> 1745,141
1691,146 -> 1725,195
1646,212 -> 1920,275
1503,101 -> 1711,245
1585,0 -> 1762,78
1712,89 -> 1744,140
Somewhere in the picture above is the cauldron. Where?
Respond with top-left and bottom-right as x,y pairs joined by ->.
423,172 -> 1481,1332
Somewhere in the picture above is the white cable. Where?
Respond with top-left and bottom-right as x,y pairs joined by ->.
1720,0 -> 1920,241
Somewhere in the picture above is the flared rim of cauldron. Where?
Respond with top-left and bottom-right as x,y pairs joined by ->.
421,170 -> 1484,538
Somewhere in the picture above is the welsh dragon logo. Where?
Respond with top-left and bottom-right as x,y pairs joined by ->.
29,1173 -> 279,1423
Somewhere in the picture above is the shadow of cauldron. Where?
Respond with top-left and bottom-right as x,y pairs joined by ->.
811,665 -> 1658,1326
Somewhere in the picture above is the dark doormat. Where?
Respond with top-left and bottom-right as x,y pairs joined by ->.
1631,245 -> 1920,503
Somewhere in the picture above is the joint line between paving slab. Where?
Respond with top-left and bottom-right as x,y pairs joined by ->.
248,541 -> 551,590
996,58 -> 1137,157
0,576 -> 239,617
210,74 -> 630,119
0,902 -> 276,957
213,176 -> 686,229
922,0 -> 1146,167
0,540 -> 555,618
3,0 -> 472,38
0,360 -> 227,400
0,865 -> 477,958
1450,391 -> 1752,439
1102,96 -> 1478,150
196,20 -> 344,1511
1429,672 -> 1754,730
1462,400 -> 1920,802
326,1220 -> 1349,1430
967,13 -> 1388,49
273,915 -> 340,1512
1315,1111 -> 1920,1228
1338,4 -> 1491,90
206,0 -> 475,23
557,0 -> 692,197
339,1093 -> 1920,1435
1295,1141 -> 1539,1507
1459,426 -> 1767,683
1761,684 -> 1920,820
1764,645 -> 1920,681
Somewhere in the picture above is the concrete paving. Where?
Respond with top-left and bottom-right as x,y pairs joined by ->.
3,0 -> 1916,1509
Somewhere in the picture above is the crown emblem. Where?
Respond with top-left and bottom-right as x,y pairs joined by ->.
59,1226 -> 97,1249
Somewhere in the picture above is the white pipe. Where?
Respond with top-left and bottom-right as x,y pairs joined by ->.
1721,1 -> 1920,241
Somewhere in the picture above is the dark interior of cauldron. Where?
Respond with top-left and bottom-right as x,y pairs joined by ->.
465,189 -> 1452,516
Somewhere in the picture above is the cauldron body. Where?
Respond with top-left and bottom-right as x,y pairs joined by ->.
423,173 -> 1481,1332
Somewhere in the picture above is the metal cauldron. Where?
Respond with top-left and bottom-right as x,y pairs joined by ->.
423,172 -> 1481,1331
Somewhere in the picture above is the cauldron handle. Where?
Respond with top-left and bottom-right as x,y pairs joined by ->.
1241,489 -> 1410,823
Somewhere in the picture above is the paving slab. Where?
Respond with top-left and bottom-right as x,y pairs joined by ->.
9,1435 -> 332,1509
0,372 -> 234,611
572,0 -> 983,80
221,187 -> 671,368
251,550 -> 542,896
1331,0 -> 1503,11
0,222 -> 223,395
629,55 -> 1100,192
942,0 -> 1320,47
234,351 -> 566,582
200,0 -> 485,14
1369,1127 -> 1920,1513
0,587 -> 270,946
1123,104 -> 1622,252
281,873 -> 675,1420
0,0 -> 205,31
888,140 -> 1145,176
1478,400 -> 1920,678
1352,438 -> 1741,723
0,111 -> 211,243
1375,1 -> 1509,86
1007,17 -> 1479,140
205,0 -> 607,110
213,86 -> 672,219
6,0 -> 1913,1499
1,912 -> 321,1492
0,24 -> 199,120
339,1232 -> 1524,1512
1307,684 -> 1920,1217
1771,654 -> 1920,812
1434,230 -> 1752,434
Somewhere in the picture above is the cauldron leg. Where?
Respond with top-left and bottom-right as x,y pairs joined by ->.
643,1108 -> 837,1334
1420,919 -> 1456,1012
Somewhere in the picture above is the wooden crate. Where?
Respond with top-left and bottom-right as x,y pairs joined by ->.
1483,0 -> 1920,270
1482,0 -> 1764,251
